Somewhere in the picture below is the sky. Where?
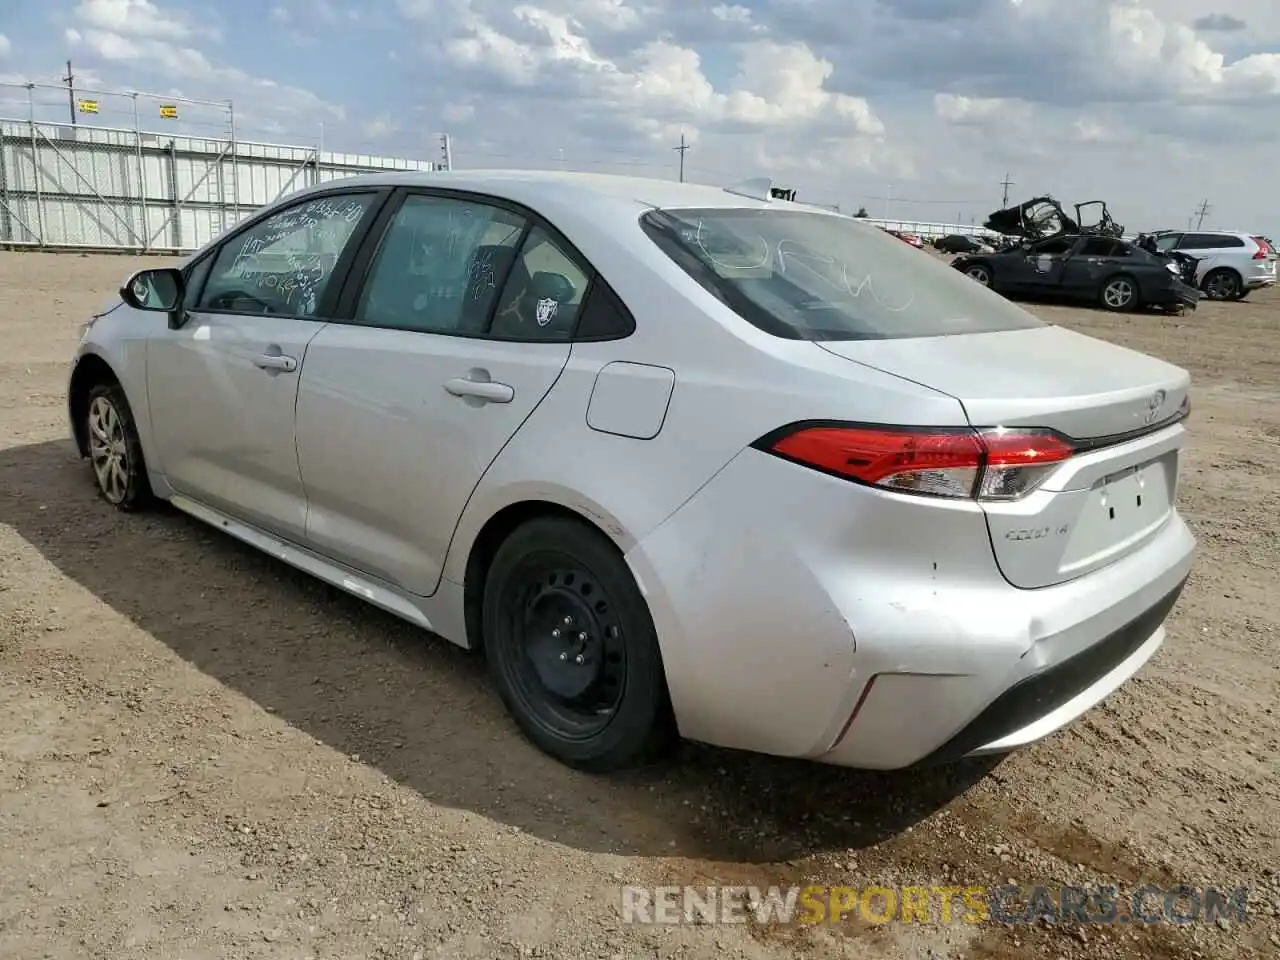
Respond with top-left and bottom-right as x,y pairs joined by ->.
1,0 -> 1280,232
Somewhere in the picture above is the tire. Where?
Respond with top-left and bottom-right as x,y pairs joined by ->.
84,382 -> 153,511
1100,274 -> 1139,312
1201,268 -> 1241,301
481,516 -> 674,771
965,263 -> 993,286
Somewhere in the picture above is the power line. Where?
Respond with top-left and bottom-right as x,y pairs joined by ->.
62,60 -> 75,126
670,132 -> 691,183
1000,172 -> 1015,207
1193,198 -> 1210,230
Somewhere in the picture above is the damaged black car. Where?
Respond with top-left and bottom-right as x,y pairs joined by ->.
953,234 -> 1200,313
953,196 -> 1200,313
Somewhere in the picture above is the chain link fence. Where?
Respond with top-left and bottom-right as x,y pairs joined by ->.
0,81 -> 436,253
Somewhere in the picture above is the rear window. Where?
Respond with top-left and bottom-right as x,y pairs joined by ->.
639,207 -> 1044,341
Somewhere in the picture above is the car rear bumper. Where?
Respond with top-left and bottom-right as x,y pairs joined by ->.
1244,275 -> 1276,290
625,448 -> 1196,770
907,576 -> 1184,766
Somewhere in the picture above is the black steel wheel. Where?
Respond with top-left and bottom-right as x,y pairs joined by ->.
482,516 -> 674,771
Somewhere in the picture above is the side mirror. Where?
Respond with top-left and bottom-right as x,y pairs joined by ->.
120,267 -> 184,313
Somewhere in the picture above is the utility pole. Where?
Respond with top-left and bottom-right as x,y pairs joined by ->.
673,132 -> 689,183
1193,198 -> 1210,230
63,59 -> 76,126
1000,172 -> 1015,207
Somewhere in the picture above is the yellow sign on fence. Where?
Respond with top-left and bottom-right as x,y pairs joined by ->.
77,99 -> 99,114
159,104 -> 178,119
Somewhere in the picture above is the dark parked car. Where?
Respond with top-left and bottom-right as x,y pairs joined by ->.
952,234 -> 1200,313
932,234 -> 990,254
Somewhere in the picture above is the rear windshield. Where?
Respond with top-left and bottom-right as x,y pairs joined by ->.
639,207 -> 1045,341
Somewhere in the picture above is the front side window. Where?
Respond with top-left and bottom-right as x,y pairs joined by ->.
198,193 -> 376,316
356,195 -> 528,334
1078,238 -> 1127,257
641,207 -> 1044,340
1032,238 -> 1074,256
1154,234 -> 1181,252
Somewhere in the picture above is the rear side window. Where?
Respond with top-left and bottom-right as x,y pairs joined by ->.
640,208 -> 1044,341
1179,233 -> 1243,249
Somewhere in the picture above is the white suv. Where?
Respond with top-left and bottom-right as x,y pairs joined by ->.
1151,230 -> 1276,300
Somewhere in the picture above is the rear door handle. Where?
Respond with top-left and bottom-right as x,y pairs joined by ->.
254,353 -> 297,372
444,375 -> 514,404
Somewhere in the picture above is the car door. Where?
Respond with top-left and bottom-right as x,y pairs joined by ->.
1003,236 -> 1073,290
145,189 -> 386,542
1060,236 -> 1123,296
294,189 -> 590,597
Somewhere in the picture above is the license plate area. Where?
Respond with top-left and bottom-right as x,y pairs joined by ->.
1059,455 -> 1174,575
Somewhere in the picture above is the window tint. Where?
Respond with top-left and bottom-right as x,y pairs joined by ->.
356,195 -> 527,334
198,193 -> 375,316
641,207 -> 1043,341
1154,234 -> 1181,252
489,227 -> 590,340
574,280 -> 636,340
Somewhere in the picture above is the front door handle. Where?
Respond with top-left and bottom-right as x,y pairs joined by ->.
253,353 -> 297,372
444,374 -> 514,404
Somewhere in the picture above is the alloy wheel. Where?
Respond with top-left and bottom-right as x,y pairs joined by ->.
1103,278 -> 1134,309
87,395 -> 130,504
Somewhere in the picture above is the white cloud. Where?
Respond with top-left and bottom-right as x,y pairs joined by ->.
64,0 -> 344,133
2,0 -> 1277,230
73,0 -> 209,41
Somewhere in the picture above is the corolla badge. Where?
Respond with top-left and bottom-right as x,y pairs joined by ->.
1143,389 -> 1167,425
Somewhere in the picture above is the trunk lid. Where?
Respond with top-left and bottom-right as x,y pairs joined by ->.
817,325 -> 1191,589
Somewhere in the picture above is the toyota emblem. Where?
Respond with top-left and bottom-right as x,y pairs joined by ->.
1143,389 -> 1167,425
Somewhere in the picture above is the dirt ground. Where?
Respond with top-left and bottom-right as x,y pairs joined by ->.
1,249 -> 1277,960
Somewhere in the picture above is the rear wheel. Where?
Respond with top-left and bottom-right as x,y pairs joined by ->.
1100,274 -> 1139,312
481,516 -> 674,771
1202,268 -> 1241,301
84,382 -> 153,511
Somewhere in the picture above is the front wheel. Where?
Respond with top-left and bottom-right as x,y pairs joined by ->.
1100,275 -> 1139,312
84,382 -> 153,511
481,516 -> 674,771
965,264 -> 992,286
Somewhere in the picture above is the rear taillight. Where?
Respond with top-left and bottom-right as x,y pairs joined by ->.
1252,237 -> 1271,259
759,424 -> 1074,501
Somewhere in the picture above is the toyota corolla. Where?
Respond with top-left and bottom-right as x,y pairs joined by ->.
68,170 -> 1196,772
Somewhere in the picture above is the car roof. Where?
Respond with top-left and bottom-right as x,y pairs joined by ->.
288,169 -> 801,214
1154,228 -> 1255,238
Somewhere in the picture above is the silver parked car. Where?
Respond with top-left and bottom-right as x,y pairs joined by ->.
1149,229 -> 1276,300
69,171 -> 1196,772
